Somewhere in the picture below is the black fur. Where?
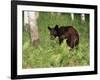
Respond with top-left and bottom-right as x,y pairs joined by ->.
48,25 -> 79,48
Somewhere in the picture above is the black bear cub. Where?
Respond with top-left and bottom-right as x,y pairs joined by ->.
48,25 -> 79,48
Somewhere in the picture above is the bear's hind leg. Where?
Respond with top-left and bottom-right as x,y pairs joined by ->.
66,39 -> 75,48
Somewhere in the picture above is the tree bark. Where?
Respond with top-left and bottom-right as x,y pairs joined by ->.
28,12 -> 40,47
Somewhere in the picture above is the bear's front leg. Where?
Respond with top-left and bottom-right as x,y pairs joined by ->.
59,37 -> 63,45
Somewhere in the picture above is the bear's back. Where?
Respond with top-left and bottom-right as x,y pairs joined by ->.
59,26 -> 79,37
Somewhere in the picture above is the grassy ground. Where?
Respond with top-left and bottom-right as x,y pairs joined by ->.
22,12 -> 90,69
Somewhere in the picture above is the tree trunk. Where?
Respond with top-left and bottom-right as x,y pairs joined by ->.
28,12 -> 40,47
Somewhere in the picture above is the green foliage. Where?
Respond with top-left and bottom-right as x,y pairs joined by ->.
22,12 -> 90,69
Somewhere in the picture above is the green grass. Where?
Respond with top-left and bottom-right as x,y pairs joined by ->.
22,12 -> 90,69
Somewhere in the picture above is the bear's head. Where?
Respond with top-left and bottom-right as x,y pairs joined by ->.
48,25 -> 58,40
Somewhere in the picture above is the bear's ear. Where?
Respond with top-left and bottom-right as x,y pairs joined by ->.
48,26 -> 51,30
55,25 -> 58,30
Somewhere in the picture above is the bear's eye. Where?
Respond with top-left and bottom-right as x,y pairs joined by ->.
54,31 -> 56,35
53,31 -> 57,36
